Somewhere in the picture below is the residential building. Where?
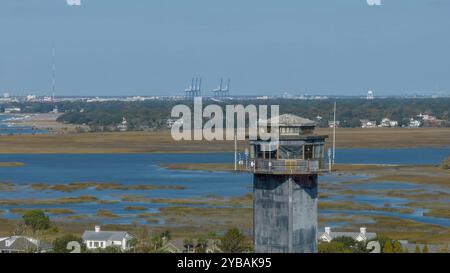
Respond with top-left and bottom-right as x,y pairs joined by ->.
361,119 -> 377,128
328,120 -> 340,128
26,94 -> 37,102
318,227 -> 377,243
4,107 -> 21,114
380,118 -> 398,127
159,238 -> 222,253
117,117 -> 128,131
0,236 -> 52,253
409,118 -> 422,128
82,225 -> 134,251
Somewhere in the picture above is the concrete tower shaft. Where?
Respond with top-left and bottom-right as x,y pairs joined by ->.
249,114 -> 328,253
253,174 -> 318,253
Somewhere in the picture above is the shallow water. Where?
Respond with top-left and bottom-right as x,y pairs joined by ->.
0,115 -> 48,135
0,149 -> 449,226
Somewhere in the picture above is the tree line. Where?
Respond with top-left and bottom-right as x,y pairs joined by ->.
2,98 -> 449,131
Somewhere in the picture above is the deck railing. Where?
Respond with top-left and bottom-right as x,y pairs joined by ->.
252,158 -> 329,174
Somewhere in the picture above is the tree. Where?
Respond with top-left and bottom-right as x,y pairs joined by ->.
374,234 -> 390,251
208,231 -> 219,252
151,235 -> 163,251
219,228 -> 251,253
332,236 -> 367,253
318,241 -> 353,253
392,240 -> 403,253
161,230 -> 172,241
423,244 -> 429,253
131,225 -> 153,253
196,237 -> 208,253
53,235 -> 85,253
98,246 -> 122,253
415,245 -> 421,253
440,157 -> 449,170
383,240 -> 393,253
22,210 -> 50,231
183,238 -> 194,253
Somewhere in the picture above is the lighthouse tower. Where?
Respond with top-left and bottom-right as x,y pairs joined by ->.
249,114 -> 328,253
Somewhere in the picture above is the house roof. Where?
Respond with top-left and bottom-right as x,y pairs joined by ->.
162,238 -> 221,253
318,231 -> 377,241
264,114 -> 316,127
82,230 -> 133,242
0,236 -> 52,252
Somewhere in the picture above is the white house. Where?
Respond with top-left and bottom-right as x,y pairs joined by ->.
117,117 -> 128,131
328,120 -> 340,128
318,227 -> 377,243
361,119 -> 377,128
380,118 -> 398,128
4,107 -> 21,114
409,118 -> 422,128
82,226 -> 134,251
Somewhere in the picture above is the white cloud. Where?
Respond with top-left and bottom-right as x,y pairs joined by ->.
367,0 -> 382,6
66,0 -> 81,6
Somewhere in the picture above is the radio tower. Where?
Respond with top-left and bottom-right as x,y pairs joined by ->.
51,45 -> 56,101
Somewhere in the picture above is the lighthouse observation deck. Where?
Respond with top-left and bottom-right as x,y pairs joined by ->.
249,114 -> 329,175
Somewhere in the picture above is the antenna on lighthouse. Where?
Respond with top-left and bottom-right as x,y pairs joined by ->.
51,44 -> 56,98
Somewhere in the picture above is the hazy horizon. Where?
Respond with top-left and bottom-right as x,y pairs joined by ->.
1,0 -> 449,96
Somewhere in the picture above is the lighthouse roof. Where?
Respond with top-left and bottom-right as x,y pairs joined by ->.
264,114 -> 316,127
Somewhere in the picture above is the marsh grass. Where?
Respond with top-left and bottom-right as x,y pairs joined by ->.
124,206 -> 147,211
0,195 -> 97,206
28,182 -> 186,193
0,128 -> 448,154
0,162 -> 25,167
120,194 -> 252,207
96,209 -> 119,218
9,208 -> 74,215
0,182 -> 16,191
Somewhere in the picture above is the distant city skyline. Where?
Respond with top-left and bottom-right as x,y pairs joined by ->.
1,0 -> 449,96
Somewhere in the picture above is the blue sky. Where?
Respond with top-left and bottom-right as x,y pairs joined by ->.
0,0 -> 449,96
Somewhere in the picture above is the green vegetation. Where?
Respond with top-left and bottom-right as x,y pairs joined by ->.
183,238 -> 194,252
318,241 -> 353,253
52,234 -> 85,253
22,210 -> 50,231
319,236 -> 369,253
120,194 -> 252,207
48,98 -> 450,130
196,237 -> 208,253
415,244 -> 421,253
319,201 -> 414,214
10,208 -> 74,215
219,228 -> 252,253
0,195 -> 98,205
441,157 -> 450,170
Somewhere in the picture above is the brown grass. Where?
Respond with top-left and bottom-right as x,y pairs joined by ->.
0,128 -> 448,154
0,162 -> 25,167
